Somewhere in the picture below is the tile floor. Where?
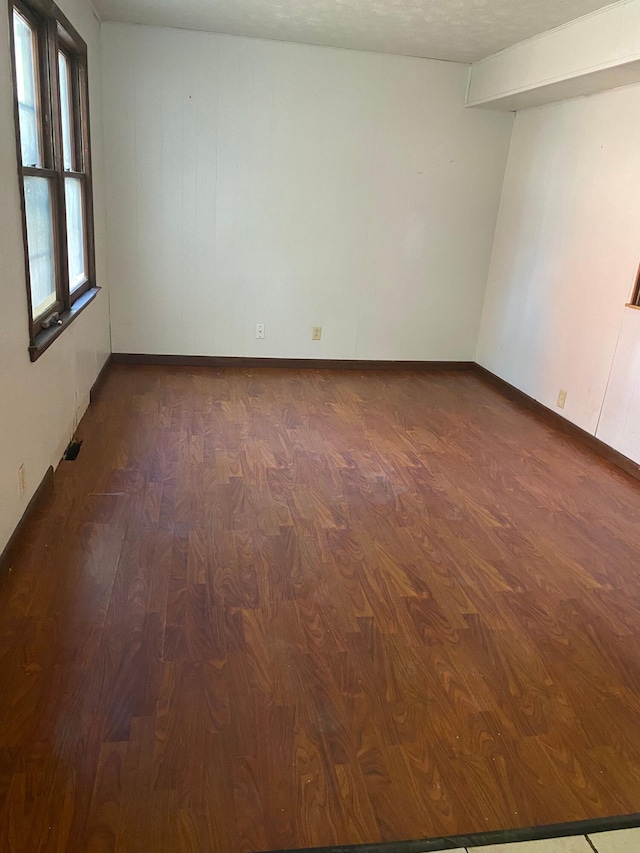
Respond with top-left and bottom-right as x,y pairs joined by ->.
429,827 -> 640,853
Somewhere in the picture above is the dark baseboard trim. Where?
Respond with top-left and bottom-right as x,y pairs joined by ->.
89,353 -> 112,403
474,364 -> 640,484
111,353 -> 476,371
0,466 -> 54,575
261,811 -> 640,852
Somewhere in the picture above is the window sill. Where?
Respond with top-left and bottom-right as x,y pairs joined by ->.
29,286 -> 101,362
625,303 -> 640,311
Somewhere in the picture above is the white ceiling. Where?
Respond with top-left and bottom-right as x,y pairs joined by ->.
93,0 -> 617,63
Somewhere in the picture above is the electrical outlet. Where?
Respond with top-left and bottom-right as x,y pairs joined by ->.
256,323 -> 265,340
312,326 -> 322,341
557,389 -> 567,409
18,464 -> 26,498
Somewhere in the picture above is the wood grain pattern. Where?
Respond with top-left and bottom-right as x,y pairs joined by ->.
1,363 -> 640,852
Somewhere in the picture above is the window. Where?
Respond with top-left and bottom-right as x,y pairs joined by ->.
630,263 -> 640,309
9,0 -> 98,360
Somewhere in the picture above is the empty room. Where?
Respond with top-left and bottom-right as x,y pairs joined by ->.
3,0 -> 640,851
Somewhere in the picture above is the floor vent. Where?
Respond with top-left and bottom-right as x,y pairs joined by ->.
63,439 -> 83,461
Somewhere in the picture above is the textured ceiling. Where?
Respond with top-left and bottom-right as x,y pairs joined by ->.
93,0 -> 616,63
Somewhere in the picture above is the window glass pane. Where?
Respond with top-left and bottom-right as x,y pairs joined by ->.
24,177 -> 56,318
58,52 -> 73,171
65,177 -> 86,290
13,11 -> 41,167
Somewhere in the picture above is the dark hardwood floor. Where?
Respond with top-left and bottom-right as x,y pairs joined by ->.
2,364 -> 640,852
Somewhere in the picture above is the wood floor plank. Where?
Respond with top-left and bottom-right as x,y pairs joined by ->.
1,363 -> 640,850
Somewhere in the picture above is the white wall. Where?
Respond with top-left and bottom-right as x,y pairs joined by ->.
0,0 -> 110,555
477,83 -> 640,462
598,308 -> 640,459
102,23 -> 513,361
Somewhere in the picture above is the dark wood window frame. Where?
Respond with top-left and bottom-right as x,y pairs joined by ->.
628,262 -> 640,311
8,0 -> 99,361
